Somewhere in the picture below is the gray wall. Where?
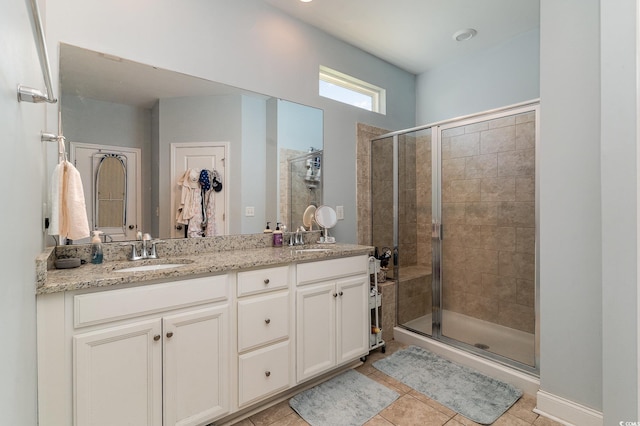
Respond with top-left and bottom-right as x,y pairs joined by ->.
539,0 -> 603,412
416,29 -> 540,124
0,1 -> 45,424
600,0 -> 639,422
44,0 -> 417,244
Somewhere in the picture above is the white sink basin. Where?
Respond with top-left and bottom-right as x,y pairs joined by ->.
115,263 -> 187,272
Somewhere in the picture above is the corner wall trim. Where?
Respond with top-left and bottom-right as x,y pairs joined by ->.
535,390 -> 603,426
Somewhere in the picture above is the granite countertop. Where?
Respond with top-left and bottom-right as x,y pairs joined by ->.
36,241 -> 373,295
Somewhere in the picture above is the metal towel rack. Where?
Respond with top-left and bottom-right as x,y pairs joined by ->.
18,0 -> 57,105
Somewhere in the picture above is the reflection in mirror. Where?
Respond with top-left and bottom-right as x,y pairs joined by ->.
95,154 -> 126,233
58,43 -> 323,241
285,149 -> 322,232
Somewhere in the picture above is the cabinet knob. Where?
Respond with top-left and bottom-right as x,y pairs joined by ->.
339,291 -> 344,296
153,335 -> 161,341
166,332 -> 174,338
265,318 -> 271,324
265,371 -> 271,377
264,278 -> 270,285
333,293 -> 338,298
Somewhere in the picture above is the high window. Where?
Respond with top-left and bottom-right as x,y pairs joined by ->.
319,65 -> 386,114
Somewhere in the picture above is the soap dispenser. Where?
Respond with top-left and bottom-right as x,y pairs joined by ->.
263,222 -> 272,233
273,222 -> 283,247
91,230 -> 104,264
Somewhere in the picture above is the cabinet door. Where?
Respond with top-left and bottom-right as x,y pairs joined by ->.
74,319 -> 162,426
336,275 -> 369,364
163,305 -> 230,426
296,282 -> 336,382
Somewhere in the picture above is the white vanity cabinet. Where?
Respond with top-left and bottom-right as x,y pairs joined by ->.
236,265 -> 294,407
295,255 -> 369,382
38,275 -> 231,426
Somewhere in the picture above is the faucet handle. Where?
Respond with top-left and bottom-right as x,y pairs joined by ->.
147,240 -> 165,259
121,242 -> 143,261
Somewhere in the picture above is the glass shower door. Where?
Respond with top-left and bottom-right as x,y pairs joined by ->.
437,108 -> 537,367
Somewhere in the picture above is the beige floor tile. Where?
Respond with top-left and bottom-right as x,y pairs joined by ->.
450,414 -> 482,426
355,361 -> 378,376
507,393 -> 538,423
379,394 -> 451,426
249,401 -> 295,426
444,418 -> 471,426
229,418 -> 254,426
368,370 -> 413,394
363,414 -> 395,426
407,389 -> 457,418
492,412 -> 533,426
268,413 -> 308,426
533,415 -> 565,426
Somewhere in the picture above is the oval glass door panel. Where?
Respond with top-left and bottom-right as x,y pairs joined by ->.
96,155 -> 126,230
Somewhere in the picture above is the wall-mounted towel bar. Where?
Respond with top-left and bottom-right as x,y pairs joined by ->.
18,0 -> 57,104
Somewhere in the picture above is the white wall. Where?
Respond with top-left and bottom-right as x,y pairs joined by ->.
44,0 -> 417,244
416,28 -> 540,124
0,0 -> 46,424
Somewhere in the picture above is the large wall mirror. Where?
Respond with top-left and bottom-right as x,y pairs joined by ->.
59,43 -> 323,242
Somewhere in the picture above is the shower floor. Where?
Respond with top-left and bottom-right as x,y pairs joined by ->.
403,310 -> 535,366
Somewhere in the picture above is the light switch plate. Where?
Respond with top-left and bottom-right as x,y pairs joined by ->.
336,205 -> 344,220
245,206 -> 255,217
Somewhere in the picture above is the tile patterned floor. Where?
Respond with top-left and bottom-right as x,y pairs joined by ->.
231,340 -> 563,426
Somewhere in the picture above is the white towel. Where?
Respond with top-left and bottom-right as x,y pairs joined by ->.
49,161 -> 90,241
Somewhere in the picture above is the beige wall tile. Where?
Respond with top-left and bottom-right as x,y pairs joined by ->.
515,176 -> 535,201
516,278 -> 535,307
464,121 -> 489,133
497,227 -> 517,252
443,158 -> 466,180
516,227 -> 536,254
488,115 -> 516,129
498,302 -> 535,333
498,202 -> 535,227
516,121 -> 536,150
481,177 -> 516,202
449,132 -> 480,158
515,111 -> 535,124
442,126 -> 465,138
465,202 -> 499,226
444,179 -> 482,202
442,202 -> 466,224
464,247 -> 498,274
465,153 -> 498,179
498,251 -> 535,279
481,126 -> 516,154
498,149 -> 535,177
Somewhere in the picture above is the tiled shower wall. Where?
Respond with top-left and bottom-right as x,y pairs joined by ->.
441,112 -> 536,333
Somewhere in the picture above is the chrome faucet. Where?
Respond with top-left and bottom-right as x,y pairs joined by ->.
295,227 -> 305,246
122,233 -> 164,261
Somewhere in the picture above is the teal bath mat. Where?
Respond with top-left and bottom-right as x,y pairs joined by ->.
289,369 -> 399,426
372,345 -> 522,424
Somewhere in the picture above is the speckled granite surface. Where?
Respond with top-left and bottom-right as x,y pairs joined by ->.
36,232 -> 373,295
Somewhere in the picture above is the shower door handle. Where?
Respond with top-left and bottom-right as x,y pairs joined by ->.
432,222 -> 443,240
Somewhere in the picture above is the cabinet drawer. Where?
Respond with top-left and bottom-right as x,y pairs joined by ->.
74,275 -> 229,328
297,255 -> 368,286
238,292 -> 289,352
237,265 -> 289,296
238,341 -> 290,407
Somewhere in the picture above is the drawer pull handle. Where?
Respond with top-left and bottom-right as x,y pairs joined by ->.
265,318 -> 271,324
153,335 -> 161,341
339,291 -> 344,296
264,278 -> 270,285
166,332 -> 174,338
265,371 -> 271,377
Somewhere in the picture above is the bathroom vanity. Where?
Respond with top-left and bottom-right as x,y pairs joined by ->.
35,236 -> 372,426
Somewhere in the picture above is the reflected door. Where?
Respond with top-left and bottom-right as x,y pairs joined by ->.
171,142 -> 227,238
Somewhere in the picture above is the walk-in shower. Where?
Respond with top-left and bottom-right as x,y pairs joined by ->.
370,102 -> 539,375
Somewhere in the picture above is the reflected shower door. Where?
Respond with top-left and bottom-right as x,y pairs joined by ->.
439,108 -> 537,367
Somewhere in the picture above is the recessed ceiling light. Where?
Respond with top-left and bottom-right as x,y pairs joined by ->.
300,0 -> 312,2
453,28 -> 477,42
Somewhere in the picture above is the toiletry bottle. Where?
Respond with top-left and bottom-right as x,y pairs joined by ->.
263,222 -> 272,233
273,222 -> 283,247
91,230 -> 104,264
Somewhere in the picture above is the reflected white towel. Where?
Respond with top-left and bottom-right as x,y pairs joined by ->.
49,161 -> 90,240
